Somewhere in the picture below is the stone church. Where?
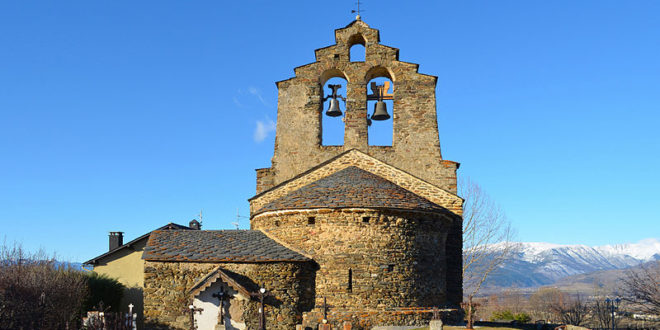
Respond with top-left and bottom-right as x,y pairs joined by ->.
138,18 -> 463,329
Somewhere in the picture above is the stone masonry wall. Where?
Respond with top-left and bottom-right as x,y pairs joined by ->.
257,19 -> 459,195
252,208 -> 459,329
143,261 -> 315,330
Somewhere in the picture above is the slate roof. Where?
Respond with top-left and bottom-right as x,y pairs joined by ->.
255,166 -> 447,215
143,230 -> 309,263
84,222 -> 191,265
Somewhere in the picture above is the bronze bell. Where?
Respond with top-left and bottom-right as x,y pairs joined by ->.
371,101 -> 390,120
326,99 -> 343,117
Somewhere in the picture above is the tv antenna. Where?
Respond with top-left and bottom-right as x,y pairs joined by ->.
197,210 -> 203,227
351,0 -> 364,20
233,208 -> 249,230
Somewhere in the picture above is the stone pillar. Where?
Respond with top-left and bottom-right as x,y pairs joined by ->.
344,81 -> 368,151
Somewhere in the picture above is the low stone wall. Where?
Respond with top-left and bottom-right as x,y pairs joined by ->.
302,308 -> 460,330
143,260 -> 316,329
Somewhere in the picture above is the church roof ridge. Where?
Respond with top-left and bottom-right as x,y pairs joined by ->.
254,166 -> 448,215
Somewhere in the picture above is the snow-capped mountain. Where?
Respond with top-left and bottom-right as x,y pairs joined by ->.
480,238 -> 660,291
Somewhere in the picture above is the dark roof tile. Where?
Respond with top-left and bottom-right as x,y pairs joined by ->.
143,230 -> 309,263
255,166 -> 446,214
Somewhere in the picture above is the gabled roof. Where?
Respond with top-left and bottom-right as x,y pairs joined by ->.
249,149 -> 354,202
188,266 -> 253,300
249,149 -> 463,216
83,222 -> 191,265
255,166 -> 447,215
142,230 -> 310,263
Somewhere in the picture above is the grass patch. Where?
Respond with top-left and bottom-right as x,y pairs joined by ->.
413,327 -> 522,330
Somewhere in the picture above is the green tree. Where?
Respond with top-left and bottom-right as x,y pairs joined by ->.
83,272 -> 125,312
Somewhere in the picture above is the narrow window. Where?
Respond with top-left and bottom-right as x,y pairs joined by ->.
308,216 -> 316,225
349,44 -> 365,62
274,220 -> 280,227
348,33 -> 367,62
362,216 -> 370,223
347,268 -> 353,292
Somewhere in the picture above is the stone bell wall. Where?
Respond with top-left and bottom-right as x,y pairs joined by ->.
252,208 -> 461,329
256,19 -> 459,195
142,261 -> 316,330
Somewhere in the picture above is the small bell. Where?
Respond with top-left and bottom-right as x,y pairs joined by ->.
371,101 -> 390,120
326,99 -> 343,117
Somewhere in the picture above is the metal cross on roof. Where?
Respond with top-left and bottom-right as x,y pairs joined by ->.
351,0 -> 363,20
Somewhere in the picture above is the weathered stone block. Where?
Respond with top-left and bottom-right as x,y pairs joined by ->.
429,319 -> 443,330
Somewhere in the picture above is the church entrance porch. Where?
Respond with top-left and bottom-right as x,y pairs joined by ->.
192,278 -> 247,330
188,267 -> 253,330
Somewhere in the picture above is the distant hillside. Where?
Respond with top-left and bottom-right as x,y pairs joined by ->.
551,266 -> 629,293
475,238 -> 660,295
55,261 -> 84,270
1,259 -> 84,271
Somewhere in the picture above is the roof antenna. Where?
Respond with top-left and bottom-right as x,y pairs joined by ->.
351,0 -> 363,20
197,210 -> 203,227
233,208 -> 249,230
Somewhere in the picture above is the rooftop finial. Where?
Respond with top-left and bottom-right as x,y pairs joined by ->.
351,0 -> 363,20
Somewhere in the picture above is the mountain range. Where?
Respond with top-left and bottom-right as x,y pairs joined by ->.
479,238 -> 660,294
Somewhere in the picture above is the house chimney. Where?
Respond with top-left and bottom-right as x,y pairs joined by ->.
189,219 -> 201,230
109,232 -> 124,251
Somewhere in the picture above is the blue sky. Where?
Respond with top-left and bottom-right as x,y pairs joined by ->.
1,1 -> 658,261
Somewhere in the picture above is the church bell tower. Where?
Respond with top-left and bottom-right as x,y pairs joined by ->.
249,19 -> 463,328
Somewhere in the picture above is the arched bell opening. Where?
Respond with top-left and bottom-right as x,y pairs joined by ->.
349,44 -> 366,62
348,34 -> 366,62
366,76 -> 393,146
321,76 -> 348,146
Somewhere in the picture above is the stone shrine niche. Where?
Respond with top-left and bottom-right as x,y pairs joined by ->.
193,280 -> 247,330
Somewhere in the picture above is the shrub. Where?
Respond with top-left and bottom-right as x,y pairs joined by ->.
491,310 -> 531,323
514,312 -> 532,323
0,243 -> 127,328
0,243 -> 89,329
84,272 -> 125,312
491,309 -> 515,321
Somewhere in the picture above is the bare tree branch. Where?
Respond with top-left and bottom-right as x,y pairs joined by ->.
621,260 -> 660,315
459,178 -> 519,329
460,178 -> 518,299
552,293 -> 588,326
